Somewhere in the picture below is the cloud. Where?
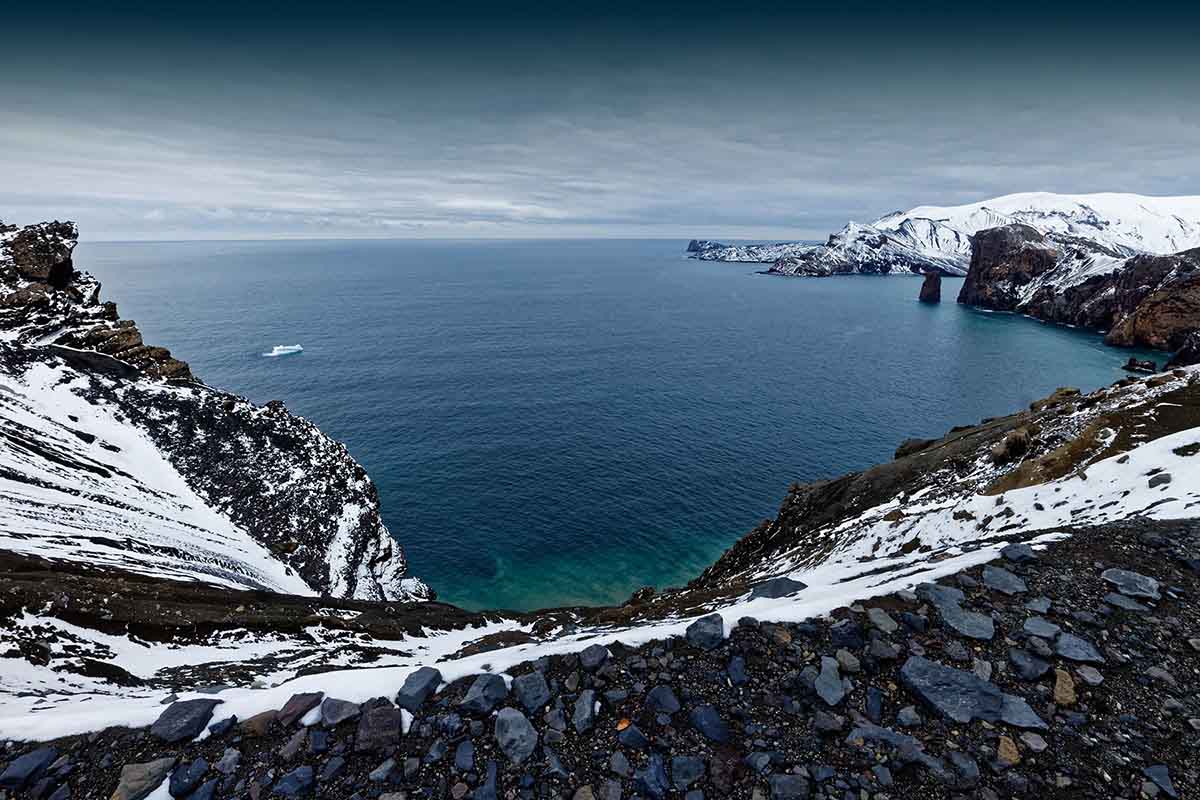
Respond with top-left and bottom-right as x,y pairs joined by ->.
1,3 -> 1198,239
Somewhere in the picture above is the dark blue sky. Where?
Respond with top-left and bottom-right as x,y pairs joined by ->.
2,1 -> 1198,239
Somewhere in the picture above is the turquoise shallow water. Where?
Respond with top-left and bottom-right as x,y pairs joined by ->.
78,239 -> 1159,610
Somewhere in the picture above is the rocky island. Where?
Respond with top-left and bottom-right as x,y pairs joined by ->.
2,217 -> 1200,799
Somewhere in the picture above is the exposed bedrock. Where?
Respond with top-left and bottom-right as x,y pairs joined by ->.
957,222 -> 1200,354
918,271 -> 941,303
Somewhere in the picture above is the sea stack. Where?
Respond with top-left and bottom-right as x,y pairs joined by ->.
919,271 -> 941,303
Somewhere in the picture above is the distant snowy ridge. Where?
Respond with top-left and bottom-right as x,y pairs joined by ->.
0,218 -> 430,602
689,191 -> 1200,278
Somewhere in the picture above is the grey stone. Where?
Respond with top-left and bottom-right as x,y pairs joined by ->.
671,755 -> 705,790
618,722 -> 650,749
111,757 -> 175,800
280,728 -> 306,760
170,758 -> 209,798
727,654 -> 748,685
1077,665 -> 1104,685
151,699 -> 222,743
610,751 -> 632,777
273,765 -> 314,797
1001,543 -> 1037,562
634,754 -> 669,799
750,576 -> 808,600
947,751 -> 980,787
900,656 -> 1045,729
512,671 -> 551,712
835,648 -> 860,673
1148,473 -> 1173,488
355,706 -> 403,752
0,747 -> 57,790
685,613 -> 725,651
897,706 -> 922,727
867,607 -> 898,634
579,643 -> 610,671
916,583 -> 994,640
494,708 -> 538,764
815,657 -> 845,706
982,565 -> 1027,595
320,697 -> 360,727
1020,732 -> 1048,752
689,704 -> 730,743
320,756 -> 345,782
214,747 -> 240,775
573,689 -> 596,734
1101,568 -> 1161,600
1022,616 -> 1061,638
396,666 -> 442,712
768,774 -> 810,799
278,692 -> 323,727
1055,633 -> 1105,664
645,684 -> 681,714
1025,596 -> 1051,613
454,739 -> 474,772
1009,648 -> 1051,681
1104,592 -> 1149,611
459,674 -> 508,715
1143,765 -> 1178,799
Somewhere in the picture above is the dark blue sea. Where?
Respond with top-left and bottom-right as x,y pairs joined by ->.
78,239 -> 1157,610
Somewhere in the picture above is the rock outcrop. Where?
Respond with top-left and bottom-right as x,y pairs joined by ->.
0,219 -> 430,603
0,220 -> 192,380
918,271 -> 941,303
956,221 -> 1200,354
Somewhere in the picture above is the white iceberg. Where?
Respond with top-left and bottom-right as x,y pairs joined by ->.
263,344 -> 304,357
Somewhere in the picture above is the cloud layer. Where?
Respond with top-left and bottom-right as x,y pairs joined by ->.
2,2 -> 1198,239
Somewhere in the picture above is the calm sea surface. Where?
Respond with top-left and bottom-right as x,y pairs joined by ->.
78,239 -> 1156,610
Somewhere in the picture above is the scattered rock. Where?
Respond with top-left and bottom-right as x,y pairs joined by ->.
396,666 -> 442,712
494,708 -> 538,764
685,614 -> 725,651
150,699 -> 222,743
749,577 -> 808,600
459,674 -> 508,715
1101,568 -> 1162,600
111,757 -> 175,800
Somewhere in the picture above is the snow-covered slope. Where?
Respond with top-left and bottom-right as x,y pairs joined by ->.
689,192 -> 1200,278
892,191 -> 1200,256
0,219 -> 430,602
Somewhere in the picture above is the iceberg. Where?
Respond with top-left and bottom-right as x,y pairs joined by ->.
263,344 -> 304,357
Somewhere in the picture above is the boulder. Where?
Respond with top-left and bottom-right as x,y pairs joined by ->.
150,699 -> 222,743
494,708 -> 538,764
396,666 -> 442,712
111,757 -> 175,800
900,656 -> 1045,729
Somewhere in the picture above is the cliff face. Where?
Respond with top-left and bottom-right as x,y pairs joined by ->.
0,219 -> 430,602
956,221 -> 1200,353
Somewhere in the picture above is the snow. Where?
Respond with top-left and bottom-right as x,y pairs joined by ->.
0,361 -> 314,596
6,407 -> 1198,742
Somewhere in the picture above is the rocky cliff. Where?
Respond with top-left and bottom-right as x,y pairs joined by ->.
956,221 -> 1200,354
0,219 -> 430,603
688,191 -> 1200,281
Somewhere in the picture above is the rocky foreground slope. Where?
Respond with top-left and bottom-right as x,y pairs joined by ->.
688,191 -> 1200,279
0,219 -> 429,603
3,359 -> 1200,797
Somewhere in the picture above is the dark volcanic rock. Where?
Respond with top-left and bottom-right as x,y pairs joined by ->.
919,271 -> 941,303
494,708 -> 538,764
0,746 -> 57,790
1168,329 -> 1200,367
396,666 -> 442,712
749,576 -> 808,600
1101,567 -> 1161,600
957,224 -> 1057,310
512,671 -> 551,712
151,699 -> 222,743
277,692 -> 323,727
900,656 -> 1045,729
459,674 -> 508,715
684,613 -> 725,650
355,705 -> 403,752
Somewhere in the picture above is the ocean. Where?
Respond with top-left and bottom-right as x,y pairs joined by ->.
78,238 -> 1158,610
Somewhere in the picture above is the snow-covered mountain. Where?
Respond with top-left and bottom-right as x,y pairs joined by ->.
0,219 -> 431,602
689,191 -> 1200,277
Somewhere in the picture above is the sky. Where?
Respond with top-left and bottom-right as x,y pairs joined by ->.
2,1 -> 1199,241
